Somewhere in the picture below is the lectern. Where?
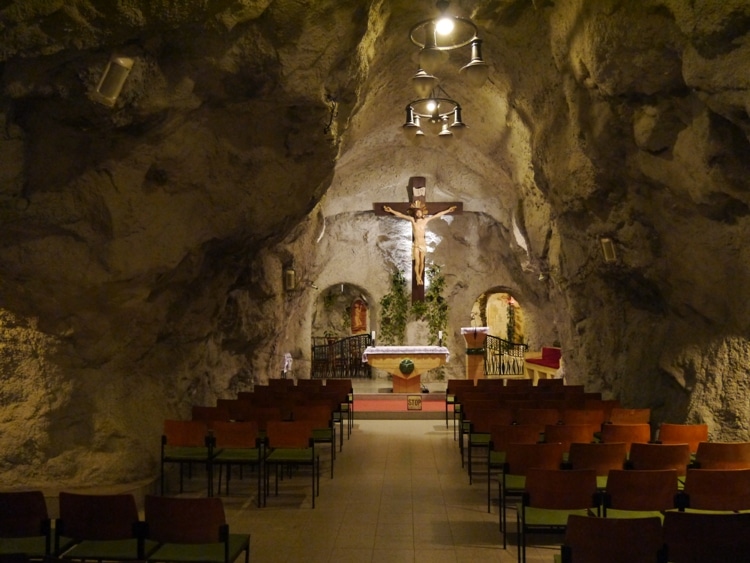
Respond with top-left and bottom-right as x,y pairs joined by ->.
461,327 -> 489,381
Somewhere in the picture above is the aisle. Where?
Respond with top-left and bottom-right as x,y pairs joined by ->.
219,419 -> 555,563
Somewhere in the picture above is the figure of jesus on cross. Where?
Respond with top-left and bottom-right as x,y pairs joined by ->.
374,177 -> 462,302
382,200 -> 457,286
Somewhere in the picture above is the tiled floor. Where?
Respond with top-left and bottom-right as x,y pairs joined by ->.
208,414 -> 557,563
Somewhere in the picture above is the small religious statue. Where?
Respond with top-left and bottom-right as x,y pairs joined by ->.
383,200 -> 457,286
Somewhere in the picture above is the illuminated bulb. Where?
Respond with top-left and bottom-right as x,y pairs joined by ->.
435,17 -> 454,35
426,100 -> 437,113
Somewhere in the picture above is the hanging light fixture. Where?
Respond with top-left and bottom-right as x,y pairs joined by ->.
403,85 -> 467,140
408,0 -> 489,87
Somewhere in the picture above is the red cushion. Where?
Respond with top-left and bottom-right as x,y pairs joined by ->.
542,347 -> 562,362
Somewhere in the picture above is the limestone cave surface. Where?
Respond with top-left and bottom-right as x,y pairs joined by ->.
0,0 -> 749,488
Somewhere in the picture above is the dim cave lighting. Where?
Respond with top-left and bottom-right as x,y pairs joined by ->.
284,266 -> 297,291
600,237 -> 617,263
403,85 -> 466,140
89,55 -> 134,107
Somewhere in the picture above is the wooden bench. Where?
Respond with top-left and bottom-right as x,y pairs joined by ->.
524,346 -> 561,385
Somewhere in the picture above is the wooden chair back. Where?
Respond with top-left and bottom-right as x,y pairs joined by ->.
0,490 -> 49,537
663,511 -> 750,563
211,421 -> 260,449
468,409 -> 514,433
658,423 -> 708,453
600,423 -> 651,453
524,468 -> 597,509
191,406 -> 230,423
628,442 -> 690,474
567,442 -> 627,476
695,441 -> 750,469
562,515 -> 666,563
58,492 -> 139,540
514,408 -> 561,427
504,442 -> 565,475
489,424 -> 541,452
163,420 -> 208,447
561,409 -> 606,427
265,421 -> 315,449
145,495 -> 226,544
604,469 -> 678,512
682,468 -> 750,511
544,424 -> 598,452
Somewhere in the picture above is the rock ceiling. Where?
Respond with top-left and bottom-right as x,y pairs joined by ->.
1,0 -> 750,486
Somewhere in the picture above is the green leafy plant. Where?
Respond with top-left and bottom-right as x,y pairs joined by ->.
378,270 -> 409,345
413,264 -> 449,345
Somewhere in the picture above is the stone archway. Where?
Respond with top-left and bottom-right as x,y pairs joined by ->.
471,289 -> 526,344
311,283 -> 372,340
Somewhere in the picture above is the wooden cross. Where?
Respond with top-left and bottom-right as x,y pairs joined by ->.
373,176 -> 462,302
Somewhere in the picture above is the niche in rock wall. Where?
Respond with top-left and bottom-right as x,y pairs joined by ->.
471,291 -> 525,344
312,284 -> 370,338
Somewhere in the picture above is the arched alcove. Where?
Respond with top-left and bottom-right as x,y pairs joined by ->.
311,283 -> 373,340
471,288 -> 526,344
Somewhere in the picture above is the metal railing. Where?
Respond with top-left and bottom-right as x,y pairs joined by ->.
311,334 -> 373,379
484,335 -> 528,376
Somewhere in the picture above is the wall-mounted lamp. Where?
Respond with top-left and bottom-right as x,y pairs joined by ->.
90,55 -> 134,107
600,237 -> 617,263
283,266 -> 297,291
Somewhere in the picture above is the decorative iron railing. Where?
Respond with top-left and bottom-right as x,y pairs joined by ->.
311,334 -> 373,379
484,335 -> 528,376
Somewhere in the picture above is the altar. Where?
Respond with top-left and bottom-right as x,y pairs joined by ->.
362,345 -> 450,393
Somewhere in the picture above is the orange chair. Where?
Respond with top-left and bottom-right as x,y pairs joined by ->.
0,490 -> 56,558
160,420 -> 213,495
544,424 -> 598,454
486,424 -> 541,513
518,469 -> 598,563
561,409 -> 606,427
679,468 -> 750,512
210,421 -> 264,504
663,511 -> 750,563
567,442 -> 627,489
144,495 -> 250,563
602,469 -> 679,518
627,442 -> 691,478
264,421 -> 320,508
499,442 -> 565,548
600,423 -> 651,455
465,408 -> 514,482
658,423 -> 708,454
694,441 -> 750,469
561,515 -> 666,563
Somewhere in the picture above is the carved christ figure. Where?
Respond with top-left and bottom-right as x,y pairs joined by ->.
383,200 -> 457,286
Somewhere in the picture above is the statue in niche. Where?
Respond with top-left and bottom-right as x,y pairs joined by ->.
351,298 -> 368,334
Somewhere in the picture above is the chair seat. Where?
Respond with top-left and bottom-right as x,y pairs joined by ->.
212,448 -> 261,462
604,508 -> 666,521
266,447 -> 315,463
62,538 -> 159,560
469,433 -> 491,446
163,446 -> 212,461
489,451 -> 506,466
520,506 -> 591,527
0,536 -> 49,558
147,535 -> 249,563
504,473 -> 526,491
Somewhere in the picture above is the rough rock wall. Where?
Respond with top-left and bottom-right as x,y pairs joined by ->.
1,0 -> 750,489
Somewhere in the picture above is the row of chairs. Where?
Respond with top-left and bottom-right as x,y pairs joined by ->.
0,491 -> 249,563
558,511 -> 750,563
513,466 -> 750,563
161,419 -> 324,508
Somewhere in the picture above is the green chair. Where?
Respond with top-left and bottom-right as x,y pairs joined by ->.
264,421 -> 320,508
486,424 -> 540,513
517,468 -> 598,563
558,514 -> 667,563
0,491 -> 55,559
210,421 -> 264,507
144,495 -> 249,563
160,419 -> 213,496
56,492 -> 158,561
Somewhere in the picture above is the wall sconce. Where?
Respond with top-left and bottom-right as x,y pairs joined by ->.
283,267 -> 297,291
90,55 -> 134,107
600,237 -> 617,263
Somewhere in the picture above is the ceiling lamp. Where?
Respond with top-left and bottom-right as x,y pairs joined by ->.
409,0 -> 489,87
403,86 -> 467,140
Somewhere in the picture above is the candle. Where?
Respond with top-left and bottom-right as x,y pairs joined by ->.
438,330 -> 443,344
371,331 -> 376,345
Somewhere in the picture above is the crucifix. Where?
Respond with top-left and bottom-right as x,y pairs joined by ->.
374,176 -> 462,302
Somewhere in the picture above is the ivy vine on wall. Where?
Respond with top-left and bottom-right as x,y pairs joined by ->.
378,265 -> 449,346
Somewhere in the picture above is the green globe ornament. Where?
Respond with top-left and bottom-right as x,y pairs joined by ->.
399,359 -> 415,375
